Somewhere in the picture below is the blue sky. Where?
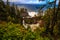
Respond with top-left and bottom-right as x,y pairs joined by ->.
3,0 -> 46,4
3,0 -> 58,4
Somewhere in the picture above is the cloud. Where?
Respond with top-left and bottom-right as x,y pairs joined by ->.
3,0 -> 25,2
56,0 -> 59,5
9,0 -> 18,2
3,0 -> 7,2
26,0 -> 39,4
25,0 -> 46,4
3,0 -> 54,4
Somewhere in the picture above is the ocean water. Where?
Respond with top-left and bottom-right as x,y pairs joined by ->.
17,4 -> 58,12
17,4 -> 45,12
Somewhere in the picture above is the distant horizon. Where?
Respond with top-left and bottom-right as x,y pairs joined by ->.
3,0 -> 58,4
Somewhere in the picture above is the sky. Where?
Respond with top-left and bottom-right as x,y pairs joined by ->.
3,0 -> 58,4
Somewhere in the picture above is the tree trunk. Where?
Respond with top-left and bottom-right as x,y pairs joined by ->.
50,0 -> 60,40
50,0 -> 56,36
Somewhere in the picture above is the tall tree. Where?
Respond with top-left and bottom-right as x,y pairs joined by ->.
0,0 -> 8,21
57,0 -> 60,35
49,0 -> 56,35
7,0 -> 9,5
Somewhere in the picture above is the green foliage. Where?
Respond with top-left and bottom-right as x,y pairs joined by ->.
0,22 -> 22,40
0,0 -> 23,24
0,22 -> 52,40
42,8 -> 60,39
